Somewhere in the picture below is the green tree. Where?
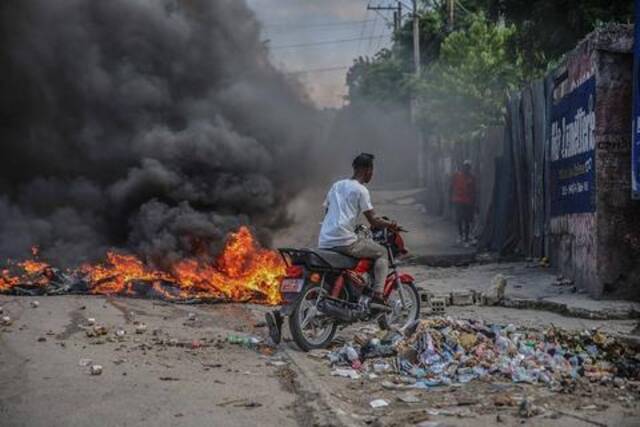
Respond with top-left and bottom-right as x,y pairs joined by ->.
346,49 -> 410,106
489,0 -> 633,71
415,13 -> 524,139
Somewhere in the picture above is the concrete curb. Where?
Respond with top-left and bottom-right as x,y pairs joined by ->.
283,347 -> 362,427
406,252 -> 477,267
500,297 -> 640,320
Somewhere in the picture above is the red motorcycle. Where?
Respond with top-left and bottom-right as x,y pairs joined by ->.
272,225 -> 420,351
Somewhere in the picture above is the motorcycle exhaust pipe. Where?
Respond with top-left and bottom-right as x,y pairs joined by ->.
369,302 -> 392,313
317,299 -> 360,322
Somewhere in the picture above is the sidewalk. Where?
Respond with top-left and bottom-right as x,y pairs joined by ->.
375,188 -> 640,320
407,261 -> 640,320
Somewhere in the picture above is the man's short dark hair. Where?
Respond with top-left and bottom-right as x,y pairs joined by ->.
352,153 -> 374,170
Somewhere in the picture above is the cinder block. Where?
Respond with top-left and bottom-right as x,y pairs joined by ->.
450,291 -> 475,306
429,297 -> 447,315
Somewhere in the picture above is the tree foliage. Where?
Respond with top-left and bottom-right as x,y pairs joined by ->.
491,0 -> 633,71
344,0 -> 633,140
414,13 -> 524,139
346,49 -> 409,106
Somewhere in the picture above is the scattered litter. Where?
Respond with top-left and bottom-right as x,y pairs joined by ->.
226,334 -> 262,348
115,328 -> 126,338
493,393 -> 516,407
362,341 -> 396,360
381,380 -> 403,390
392,318 -> 640,388
86,325 -> 108,337
307,349 -> 330,360
369,399 -> 389,409
397,392 -> 421,404
373,361 -> 391,373
323,317 -> 640,392
267,359 -> 287,367
90,365 -> 103,376
87,317 -> 96,326
79,358 -> 93,367
236,401 -> 262,409
135,323 -> 147,334
1,315 -> 12,326
30,300 -> 40,308
187,312 -> 196,321
416,422 -> 450,427
218,398 -> 262,409
328,345 -> 360,365
518,397 -> 542,418
331,368 -> 361,380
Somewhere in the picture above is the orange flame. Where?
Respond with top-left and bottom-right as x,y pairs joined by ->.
0,227 -> 285,304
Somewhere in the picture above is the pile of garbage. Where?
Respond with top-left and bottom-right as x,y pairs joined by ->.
327,317 -> 640,389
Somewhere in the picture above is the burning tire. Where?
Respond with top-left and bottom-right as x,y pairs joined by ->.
289,284 -> 338,351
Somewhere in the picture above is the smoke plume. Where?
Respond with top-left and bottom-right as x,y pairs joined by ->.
0,0 -> 319,267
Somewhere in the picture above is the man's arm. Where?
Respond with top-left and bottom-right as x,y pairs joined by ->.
363,210 -> 397,230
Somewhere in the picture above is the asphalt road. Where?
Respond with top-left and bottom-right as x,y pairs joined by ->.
1,188 -> 639,427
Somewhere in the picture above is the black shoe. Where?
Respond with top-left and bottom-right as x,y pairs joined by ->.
265,311 -> 282,345
371,292 -> 387,306
369,293 -> 391,315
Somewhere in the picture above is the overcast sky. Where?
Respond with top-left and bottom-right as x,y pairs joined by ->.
246,0 -> 395,107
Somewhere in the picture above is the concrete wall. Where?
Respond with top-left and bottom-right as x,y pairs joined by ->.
547,25 -> 640,298
481,24 -> 640,299
548,35 -> 600,295
595,48 -> 640,297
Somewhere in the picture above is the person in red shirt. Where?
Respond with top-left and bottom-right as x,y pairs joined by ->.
451,160 -> 477,244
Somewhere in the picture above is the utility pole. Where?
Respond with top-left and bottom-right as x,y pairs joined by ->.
412,0 -> 424,185
412,0 -> 420,75
447,0 -> 455,31
367,2 -> 403,33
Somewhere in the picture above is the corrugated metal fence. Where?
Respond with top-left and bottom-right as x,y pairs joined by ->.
479,77 -> 553,257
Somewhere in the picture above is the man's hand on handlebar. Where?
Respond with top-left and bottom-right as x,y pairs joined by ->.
363,210 -> 406,232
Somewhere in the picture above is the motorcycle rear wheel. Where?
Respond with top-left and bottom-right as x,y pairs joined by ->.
289,284 -> 338,351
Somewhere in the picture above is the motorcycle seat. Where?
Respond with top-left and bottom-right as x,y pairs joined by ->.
308,249 -> 360,269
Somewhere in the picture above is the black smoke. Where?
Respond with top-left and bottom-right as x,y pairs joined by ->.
0,0 -> 318,267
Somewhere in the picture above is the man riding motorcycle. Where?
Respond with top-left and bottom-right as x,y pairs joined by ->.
319,153 -> 398,302
266,153 -> 397,344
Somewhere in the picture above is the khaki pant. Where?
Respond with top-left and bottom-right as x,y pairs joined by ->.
334,238 -> 388,293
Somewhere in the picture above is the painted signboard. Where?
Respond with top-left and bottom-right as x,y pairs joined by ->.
550,76 -> 596,217
632,0 -> 640,200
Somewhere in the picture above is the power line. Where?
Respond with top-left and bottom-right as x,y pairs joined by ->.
286,65 -> 350,75
357,10 -> 370,55
456,0 -> 472,15
264,25 -> 371,36
263,19 -> 376,30
270,34 -> 392,50
367,12 -> 378,53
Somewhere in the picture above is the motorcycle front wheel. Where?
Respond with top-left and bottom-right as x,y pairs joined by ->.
379,281 -> 420,331
289,284 -> 338,351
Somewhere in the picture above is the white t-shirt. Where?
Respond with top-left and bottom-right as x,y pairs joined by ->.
318,179 -> 374,248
